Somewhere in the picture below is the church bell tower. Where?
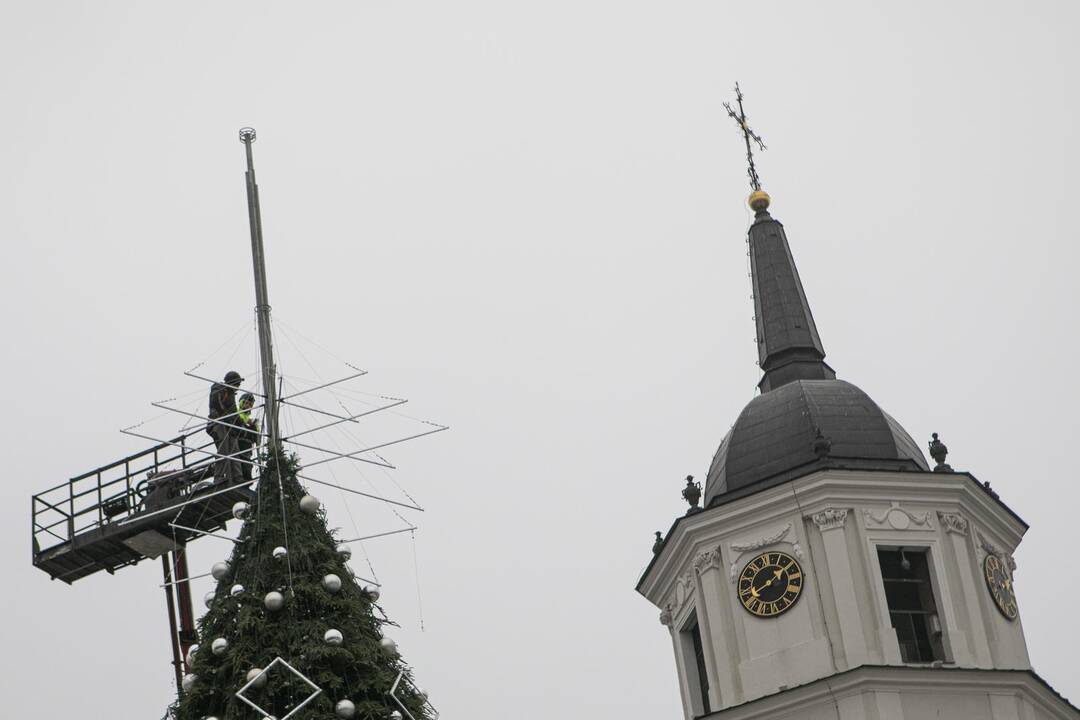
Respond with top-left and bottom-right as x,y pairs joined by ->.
636,90 -> 1079,720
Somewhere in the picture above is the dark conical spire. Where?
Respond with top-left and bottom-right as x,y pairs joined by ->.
747,192 -> 836,392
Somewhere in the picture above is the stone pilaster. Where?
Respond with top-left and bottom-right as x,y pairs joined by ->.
662,604 -> 696,720
695,547 -> 742,707
810,508 -> 869,668
939,511 -> 992,666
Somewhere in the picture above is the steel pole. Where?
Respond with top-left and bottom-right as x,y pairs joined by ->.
174,545 -> 198,663
162,556 -> 184,691
239,128 -> 281,456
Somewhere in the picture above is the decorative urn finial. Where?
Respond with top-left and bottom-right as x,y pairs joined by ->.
681,475 -> 702,514
652,531 -> 664,554
928,432 -> 953,473
812,426 -> 832,458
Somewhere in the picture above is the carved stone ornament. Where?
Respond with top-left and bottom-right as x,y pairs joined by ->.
727,523 -> 804,582
863,501 -> 933,531
693,548 -> 722,575
938,511 -> 969,536
977,532 -> 1017,572
659,606 -> 673,627
731,523 -> 793,554
811,508 -> 848,532
666,569 -> 700,618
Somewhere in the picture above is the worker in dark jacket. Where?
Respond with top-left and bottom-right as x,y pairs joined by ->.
236,392 -> 260,481
208,370 -> 244,482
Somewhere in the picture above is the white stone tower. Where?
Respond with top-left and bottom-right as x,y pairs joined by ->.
637,189 -> 1079,720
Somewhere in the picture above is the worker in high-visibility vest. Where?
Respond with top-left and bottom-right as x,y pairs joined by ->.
236,392 -> 260,481
208,370 -> 244,482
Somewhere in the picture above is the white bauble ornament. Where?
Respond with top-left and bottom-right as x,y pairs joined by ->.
322,574 -> 342,593
211,637 -> 228,656
203,591 -> 216,609
363,585 -> 380,602
181,673 -> 197,692
379,636 -> 398,655
185,644 -> 199,665
324,628 -> 344,646
205,717 -> 219,720
211,561 -> 229,580
335,699 -> 356,718
389,711 -> 403,720
231,501 -> 249,520
246,668 -> 268,689
336,543 -> 352,561
264,591 -> 285,611
272,546 -> 288,559
417,687 -> 429,701
230,584 -> 244,597
298,494 -> 320,514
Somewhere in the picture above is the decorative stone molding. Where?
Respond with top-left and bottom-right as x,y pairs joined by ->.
977,533 -> 1000,558
731,523 -> 793,554
693,548 -> 723,575
863,501 -> 934,531
811,508 -> 848,532
938,511 -> 969,536
727,523 -> 804,582
977,532 -> 1017,572
670,570 -> 698,616
660,606 -> 673,627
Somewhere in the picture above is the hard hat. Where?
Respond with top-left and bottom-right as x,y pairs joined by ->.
224,371 -> 244,387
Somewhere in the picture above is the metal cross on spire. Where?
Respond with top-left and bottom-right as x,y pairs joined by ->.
723,82 -> 767,192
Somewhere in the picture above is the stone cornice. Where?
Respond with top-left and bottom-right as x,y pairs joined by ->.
636,469 -> 1026,603
702,667 -> 1077,720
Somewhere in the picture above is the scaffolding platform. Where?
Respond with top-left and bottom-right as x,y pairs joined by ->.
32,432 -> 254,584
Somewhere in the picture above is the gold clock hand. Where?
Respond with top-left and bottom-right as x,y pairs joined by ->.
753,572 -> 781,596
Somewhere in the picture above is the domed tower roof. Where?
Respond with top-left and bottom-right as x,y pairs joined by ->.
704,379 -> 928,505
704,193 -> 928,506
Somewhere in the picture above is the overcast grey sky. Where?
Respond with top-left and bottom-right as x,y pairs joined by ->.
2,2 -> 1078,718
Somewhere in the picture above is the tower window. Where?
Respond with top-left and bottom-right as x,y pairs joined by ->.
683,614 -> 711,714
878,548 -> 945,663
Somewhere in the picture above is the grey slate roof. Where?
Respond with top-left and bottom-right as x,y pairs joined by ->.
704,379 -> 929,505
749,209 -> 835,392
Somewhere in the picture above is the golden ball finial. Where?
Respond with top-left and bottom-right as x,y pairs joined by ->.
748,189 -> 770,212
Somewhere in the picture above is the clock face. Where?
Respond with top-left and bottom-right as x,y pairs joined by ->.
737,551 -> 803,618
983,554 -> 1018,620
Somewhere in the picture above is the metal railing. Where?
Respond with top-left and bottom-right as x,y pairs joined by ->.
31,430 -> 218,556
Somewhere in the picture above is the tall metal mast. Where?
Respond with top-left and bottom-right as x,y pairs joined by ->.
239,128 -> 281,454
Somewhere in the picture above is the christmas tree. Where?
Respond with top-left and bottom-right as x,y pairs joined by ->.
175,451 -> 431,720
